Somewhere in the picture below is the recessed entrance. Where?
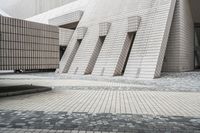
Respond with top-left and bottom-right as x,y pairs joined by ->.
60,22 -> 79,30
114,32 -> 136,76
67,39 -> 82,72
191,0 -> 200,70
49,11 -> 84,64
59,21 -> 79,61
85,36 -> 106,75
60,46 -> 67,60
194,23 -> 200,69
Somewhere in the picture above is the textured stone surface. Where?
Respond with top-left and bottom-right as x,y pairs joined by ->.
0,72 -> 200,132
0,110 -> 199,132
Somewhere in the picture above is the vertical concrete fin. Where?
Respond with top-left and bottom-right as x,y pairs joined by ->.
60,39 -> 83,73
154,0 -> 177,78
163,0 -> 194,72
124,0 -> 177,79
59,27 -> 87,73
84,22 -> 111,75
114,32 -> 136,76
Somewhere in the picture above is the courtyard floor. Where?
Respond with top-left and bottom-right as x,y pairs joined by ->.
0,72 -> 200,132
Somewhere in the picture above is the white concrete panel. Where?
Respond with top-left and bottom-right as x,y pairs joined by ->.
49,10 -> 83,26
28,0 -> 195,79
99,22 -> 111,37
128,16 -> 141,32
124,0 -> 177,79
163,0 -> 194,72
27,0 -> 89,24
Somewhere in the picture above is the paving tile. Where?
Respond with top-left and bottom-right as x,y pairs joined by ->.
0,88 -> 200,117
0,110 -> 200,132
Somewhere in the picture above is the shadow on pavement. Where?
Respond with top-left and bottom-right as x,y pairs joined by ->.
0,85 -> 52,97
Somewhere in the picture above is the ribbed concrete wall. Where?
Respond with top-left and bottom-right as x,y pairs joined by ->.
60,0 -> 177,79
124,1 -> 176,78
92,19 -> 129,76
67,26 -> 98,74
28,0 -> 196,79
114,32 -> 135,76
163,0 -> 194,72
0,16 -> 59,70
85,36 -> 105,75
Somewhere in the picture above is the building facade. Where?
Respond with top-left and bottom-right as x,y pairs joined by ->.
24,0 -> 200,78
0,16 -> 59,71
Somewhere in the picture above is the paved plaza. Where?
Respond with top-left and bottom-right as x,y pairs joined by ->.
0,72 -> 200,132
0,89 -> 200,117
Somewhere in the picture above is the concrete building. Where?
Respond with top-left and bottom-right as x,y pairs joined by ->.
14,0 -> 200,78
0,0 -> 77,19
0,15 -> 59,71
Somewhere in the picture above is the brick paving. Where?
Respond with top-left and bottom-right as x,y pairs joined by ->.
0,72 -> 200,132
0,89 -> 200,117
0,110 -> 199,132
0,128 -> 111,133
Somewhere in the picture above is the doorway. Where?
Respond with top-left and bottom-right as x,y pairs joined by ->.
194,23 -> 200,69
85,36 -> 106,75
114,32 -> 136,76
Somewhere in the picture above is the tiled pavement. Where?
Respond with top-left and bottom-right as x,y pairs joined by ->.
0,90 -> 200,133
0,128 -> 110,133
0,89 -> 200,117
0,79 -> 144,88
0,72 -> 200,132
